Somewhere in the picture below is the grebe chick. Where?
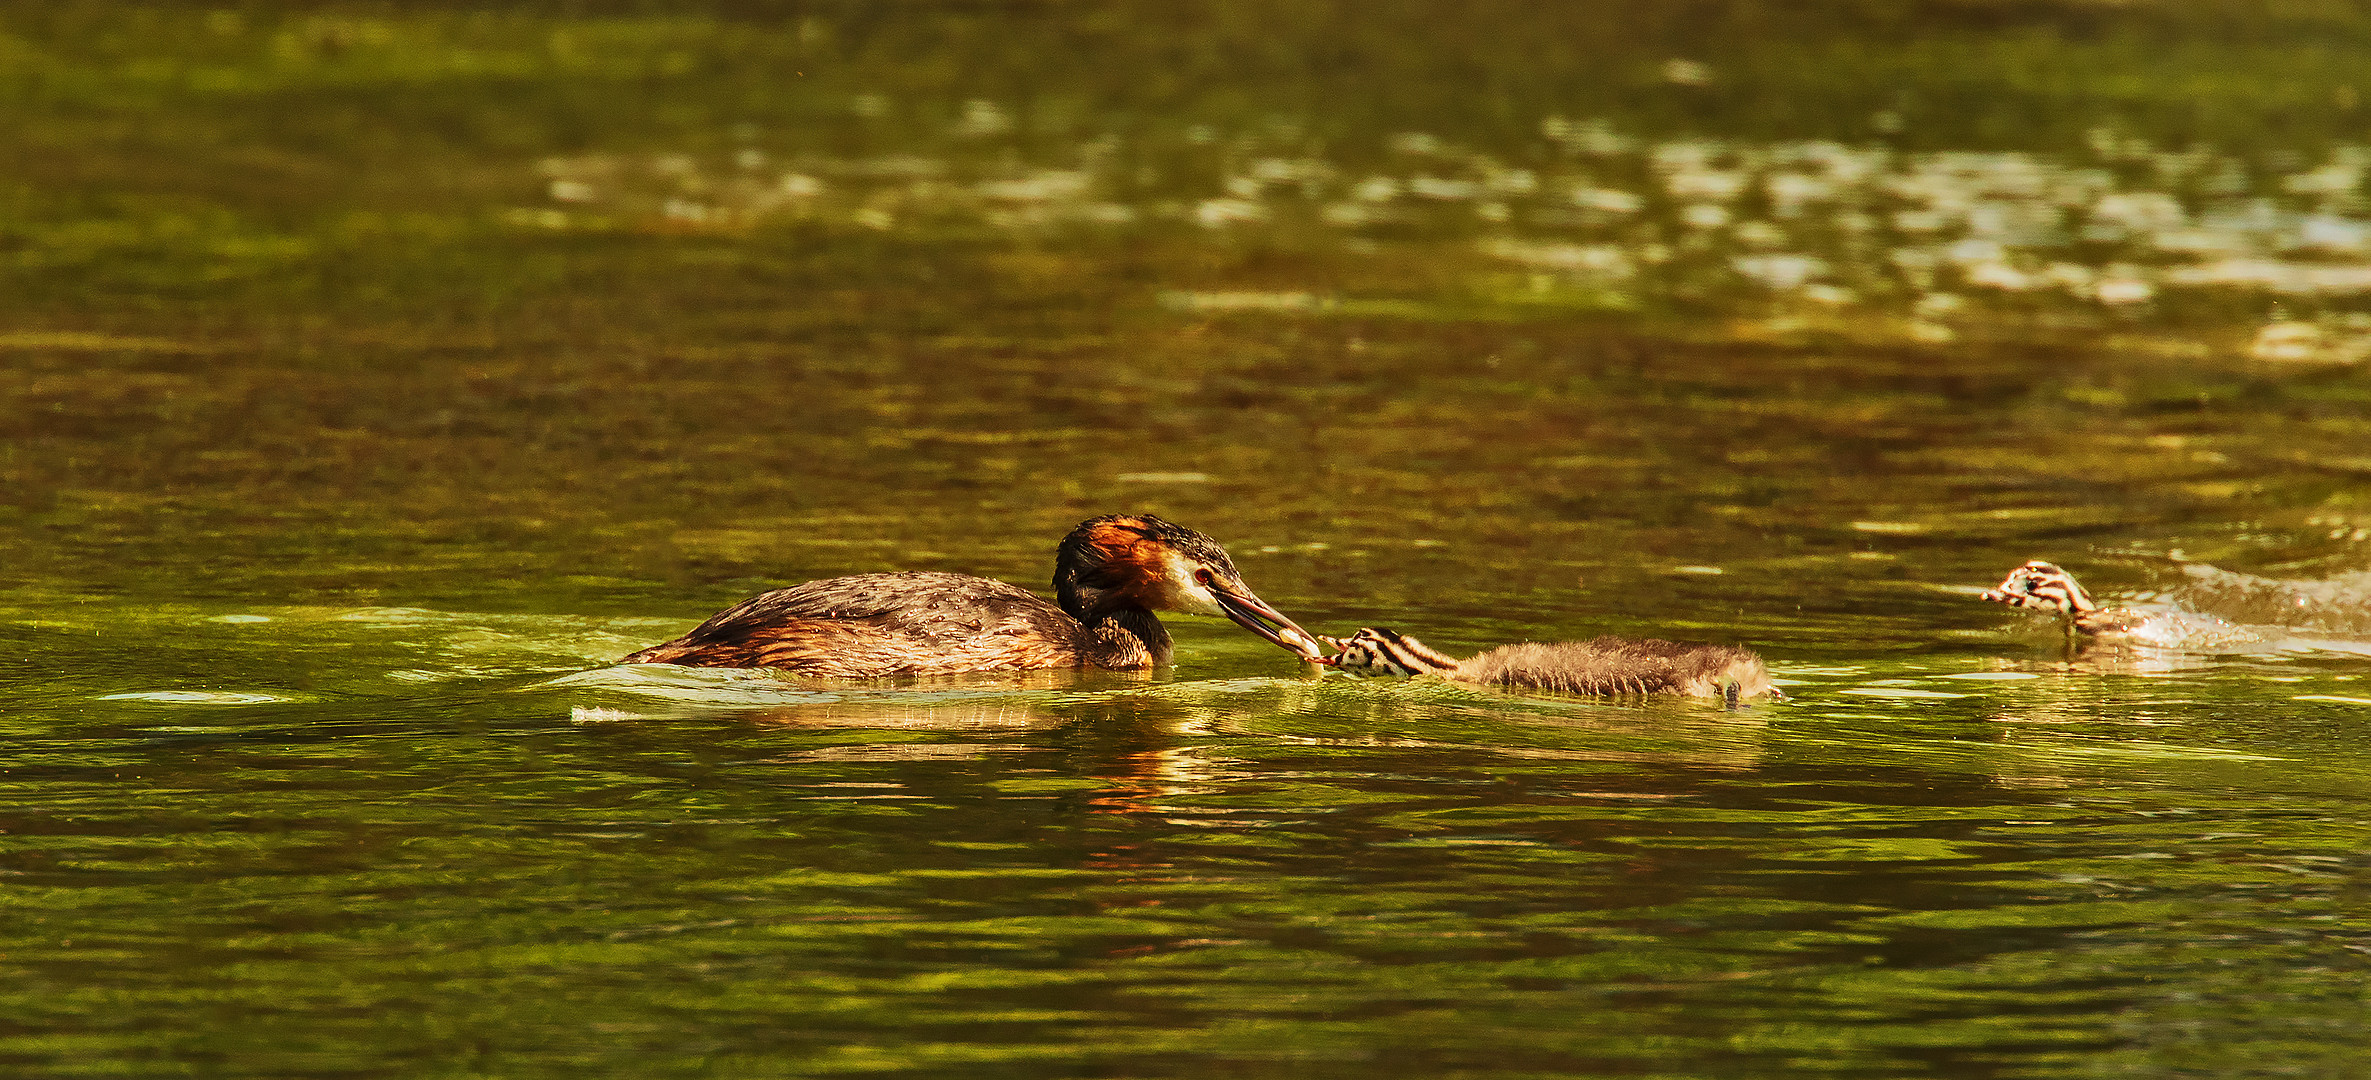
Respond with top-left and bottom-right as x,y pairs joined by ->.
1319,627 -> 1777,705
1981,560 -> 2255,649
621,515 -> 1325,677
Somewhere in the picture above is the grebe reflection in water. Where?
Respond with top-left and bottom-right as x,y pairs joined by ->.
621,515 -> 1326,677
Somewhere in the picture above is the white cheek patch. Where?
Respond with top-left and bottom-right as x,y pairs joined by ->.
1163,557 -> 1227,616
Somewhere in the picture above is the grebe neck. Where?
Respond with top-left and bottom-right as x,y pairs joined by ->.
1375,632 -> 1463,674
1055,574 -> 1167,648
1333,628 -> 1462,676
1052,534 -> 1171,662
1098,606 -> 1174,666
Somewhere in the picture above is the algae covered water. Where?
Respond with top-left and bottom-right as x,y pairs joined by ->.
5,3 -> 2371,1076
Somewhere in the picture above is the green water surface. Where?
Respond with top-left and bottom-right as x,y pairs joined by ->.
5,3 -> 2370,1077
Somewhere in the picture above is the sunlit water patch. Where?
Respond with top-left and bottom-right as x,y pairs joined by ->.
93,690 -> 295,705
527,119 -> 2371,341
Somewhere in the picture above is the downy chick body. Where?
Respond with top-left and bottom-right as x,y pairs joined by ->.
1322,627 -> 1777,705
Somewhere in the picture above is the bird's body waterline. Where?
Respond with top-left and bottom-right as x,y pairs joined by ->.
621,515 -> 1325,676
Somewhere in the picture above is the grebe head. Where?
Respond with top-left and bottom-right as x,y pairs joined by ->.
1054,515 -> 1326,659
1316,627 -> 1460,677
1981,560 -> 2098,617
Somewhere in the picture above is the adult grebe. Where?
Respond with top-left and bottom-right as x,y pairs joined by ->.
1317,627 -> 1777,705
620,515 -> 1326,676
1980,560 -> 2254,648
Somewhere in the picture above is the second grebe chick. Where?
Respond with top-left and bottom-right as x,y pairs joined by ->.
1981,559 -> 2255,649
1319,627 -> 1777,705
620,515 -> 1325,677
1981,560 -> 2124,633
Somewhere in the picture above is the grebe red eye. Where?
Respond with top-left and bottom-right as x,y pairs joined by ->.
1193,568 -> 1213,585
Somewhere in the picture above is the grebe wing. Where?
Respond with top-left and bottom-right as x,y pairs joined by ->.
622,571 -> 1089,675
657,571 -> 1075,646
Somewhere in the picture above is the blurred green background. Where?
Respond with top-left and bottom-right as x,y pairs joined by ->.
5,5 -> 2371,1077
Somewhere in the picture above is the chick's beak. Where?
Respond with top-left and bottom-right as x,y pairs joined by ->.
1208,578 -> 1328,661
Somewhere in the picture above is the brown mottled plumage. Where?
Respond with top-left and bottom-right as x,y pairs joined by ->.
621,515 -> 1325,677
1321,627 -> 1777,704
